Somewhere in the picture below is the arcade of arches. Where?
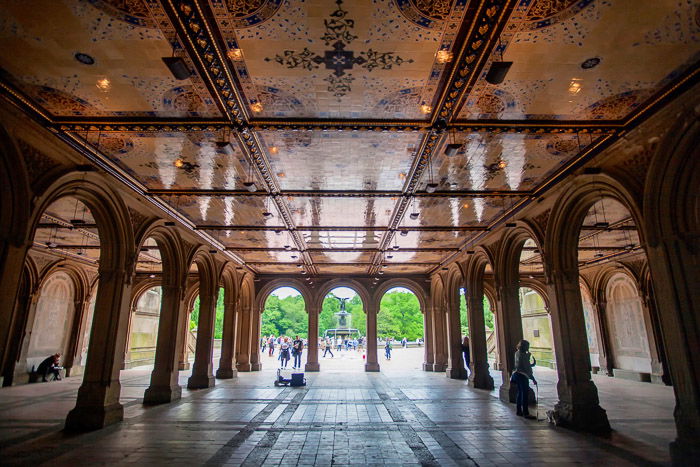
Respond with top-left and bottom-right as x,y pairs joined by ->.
0,1 -> 699,465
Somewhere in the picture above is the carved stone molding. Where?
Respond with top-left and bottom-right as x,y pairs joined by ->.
18,139 -> 61,187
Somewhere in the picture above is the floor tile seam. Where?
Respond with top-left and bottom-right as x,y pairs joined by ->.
203,387 -> 294,465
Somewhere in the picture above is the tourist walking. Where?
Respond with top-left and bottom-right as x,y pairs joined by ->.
261,337 -> 266,354
384,338 -> 392,360
336,337 -> 342,352
510,339 -> 537,419
279,337 -> 291,368
401,337 -> 407,348
323,337 -> 334,358
462,336 -> 471,373
292,335 -> 304,369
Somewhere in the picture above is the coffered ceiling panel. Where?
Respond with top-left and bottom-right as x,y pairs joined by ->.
383,250 -> 451,264
159,195 -> 273,226
384,264 -> 435,274
212,0 -> 470,119
398,196 -> 522,228
235,250 -> 302,264
315,264 -> 370,275
287,196 -> 397,227
419,131 -> 601,192
90,132 -> 250,190
206,229 -> 292,250
0,0 -> 221,117
309,251 -> 375,265
251,263 -> 304,274
457,0 -> 700,121
300,230 -> 383,250
391,230 -> 472,250
260,130 -> 422,190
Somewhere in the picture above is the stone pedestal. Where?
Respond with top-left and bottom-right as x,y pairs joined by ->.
215,367 -> 237,379
143,384 -> 182,405
187,374 -> 215,389
422,363 -> 434,371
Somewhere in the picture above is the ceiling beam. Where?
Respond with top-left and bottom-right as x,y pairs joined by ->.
149,189 -> 531,198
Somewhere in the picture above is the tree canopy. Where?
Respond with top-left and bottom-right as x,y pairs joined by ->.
189,288 -> 225,339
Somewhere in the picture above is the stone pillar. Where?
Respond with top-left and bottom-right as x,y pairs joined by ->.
65,267 -> 132,431
63,298 -> 89,377
187,285 -> 217,389
445,295 -> 467,380
177,309 -> 191,370
236,306 -> 251,372
496,282 -> 524,403
466,280 -> 495,390
250,307 -> 261,371
11,289 -> 40,385
422,306 -> 434,371
144,284 -> 186,404
639,290 -> 665,384
591,299 -> 613,376
121,304 -> 137,369
548,269 -> 610,434
432,305 -> 448,372
365,303 -> 380,372
645,235 -> 700,463
216,287 -> 238,379
0,242 -> 30,387
305,305 -> 320,371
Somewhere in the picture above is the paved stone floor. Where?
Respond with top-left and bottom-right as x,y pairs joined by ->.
0,348 -> 676,466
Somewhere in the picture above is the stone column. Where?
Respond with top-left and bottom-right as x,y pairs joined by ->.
445,296 -> 467,380
177,309 -> 191,370
121,304 -> 137,369
496,282 -> 524,403
432,305 -> 448,372
216,287 -> 238,379
305,304 -> 320,371
236,306 -> 252,372
11,289 -> 40,385
548,269 -> 610,434
466,280 -> 495,390
0,242 -> 30,387
422,306 -> 434,371
639,290 -> 665,384
144,284 -> 186,404
591,299 -> 613,376
365,303 -> 380,372
63,298 -> 89,377
65,267 -> 133,431
250,307 -> 261,371
187,285 -> 217,389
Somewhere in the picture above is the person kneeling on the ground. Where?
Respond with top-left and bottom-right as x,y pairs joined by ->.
510,339 -> 537,419
37,353 -> 62,382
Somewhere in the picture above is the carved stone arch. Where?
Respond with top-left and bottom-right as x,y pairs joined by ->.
238,273 -> 256,311
135,221 -> 185,292
545,174 -> 645,278
372,277 -> 429,313
592,263 -> 640,305
255,278 -> 311,312
313,278 -> 371,312
185,246 -> 219,298
219,263 -> 239,302
22,255 -> 40,297
0,124 -> 32,247
496,222 -> 547,292
29,173 -> 135,278
129,278 -> 163,310
518,277 -> 551,310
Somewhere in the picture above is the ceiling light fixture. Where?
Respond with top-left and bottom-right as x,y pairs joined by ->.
392,244 -> 400,251
262,196 -> 274,219
420,103 -> 432,114
244,160 -> 257,192
162,56 -> 191,80
498,160 -> 507,169
284,245 -> 292,251
45,241 -> 57,248
444,129 -> 462,156
435,50 -> 453,64
174,158 -> 184,168
426,147 -> 438,193
485,38 -> 512,85
95,77 -> 111,92
269,146 -> 279,155
400,230 -> 408,237
250,102 -> 263,113
227,48 -> 243,61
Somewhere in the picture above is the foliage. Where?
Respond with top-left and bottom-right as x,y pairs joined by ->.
189,289 -> 225,339
377,291 -> 423,340
319,294 -> 366,336
261,294 -> 308,338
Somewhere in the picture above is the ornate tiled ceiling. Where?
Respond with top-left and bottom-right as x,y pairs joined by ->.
1,0 -> 698,277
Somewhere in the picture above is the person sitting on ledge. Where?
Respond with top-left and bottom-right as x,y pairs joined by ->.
36,353 -> 62,382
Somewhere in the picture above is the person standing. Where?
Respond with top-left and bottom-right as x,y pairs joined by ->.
336,337 -> 342,352
384,338 -> 392,360
462,336 -> 471,374
268,335 -> 276,357
292,335 -> 304,369
261,337 -> 267,354
510,339 -> 537,419
279,337 -> 291,368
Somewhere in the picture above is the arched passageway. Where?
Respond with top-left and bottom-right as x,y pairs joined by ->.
261,286 -> 308,370
319,286 -> 366,371
377,286 -> 424,367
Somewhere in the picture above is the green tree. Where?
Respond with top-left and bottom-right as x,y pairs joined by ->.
260,293 -> 308,338
377,291 -> 423,341
318,293 -> 366,337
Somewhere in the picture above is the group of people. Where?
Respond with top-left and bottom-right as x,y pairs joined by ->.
319,336 -> 365,357
262,335 -> 305,369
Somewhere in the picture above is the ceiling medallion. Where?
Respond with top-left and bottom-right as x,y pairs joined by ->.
581,57 -> 601,69
265,0 -> 413,100
74,52 -> 95,65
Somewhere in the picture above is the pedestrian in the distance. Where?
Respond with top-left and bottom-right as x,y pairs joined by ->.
462,335 -> 471,374
323,337 -> 334,358
279,337 -> 291,368
384,338 -> 392,360
510,339 -> 537,419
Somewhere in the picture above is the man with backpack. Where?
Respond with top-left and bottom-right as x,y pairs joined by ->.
292,335 -> 304,369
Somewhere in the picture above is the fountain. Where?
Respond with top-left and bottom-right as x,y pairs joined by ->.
323,295 -> 360,340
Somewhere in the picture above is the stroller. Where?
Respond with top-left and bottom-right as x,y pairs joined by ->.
274,368 -> 306,387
